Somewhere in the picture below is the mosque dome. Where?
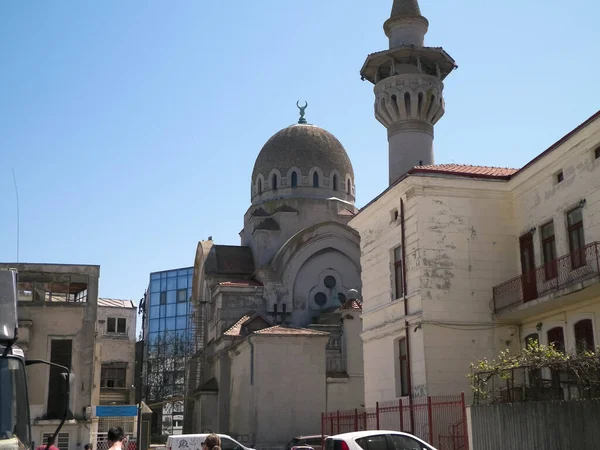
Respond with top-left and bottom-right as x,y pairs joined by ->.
251,118 -> 355,205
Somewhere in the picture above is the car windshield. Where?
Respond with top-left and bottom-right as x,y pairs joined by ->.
0,357 -> 30,447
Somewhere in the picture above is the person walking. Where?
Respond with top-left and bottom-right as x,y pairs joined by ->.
36,436 -> 60,450
107,427 -> 126,450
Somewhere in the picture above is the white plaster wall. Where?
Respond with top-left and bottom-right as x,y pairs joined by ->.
228,341 -> 254,436
97,306 -> 137,391
508,120 -> 600,271
251,335 -> 328,447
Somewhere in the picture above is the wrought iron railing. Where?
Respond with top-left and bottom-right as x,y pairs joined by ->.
472,361 -> 600,405
493,242 -> 600,312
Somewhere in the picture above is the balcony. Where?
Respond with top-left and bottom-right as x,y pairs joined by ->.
493,242 -> 600,314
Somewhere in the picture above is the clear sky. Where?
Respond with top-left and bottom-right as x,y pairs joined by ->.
1,0 -> 599,321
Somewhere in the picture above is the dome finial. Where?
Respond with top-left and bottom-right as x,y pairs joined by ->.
296,100 -> 308,124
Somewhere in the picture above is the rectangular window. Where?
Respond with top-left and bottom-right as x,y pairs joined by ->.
398,337 -> 409,397
567,206 -> 585,269
541,222 -> 557,279
47,340 -> 72,419
107,317 -> 127,334
547,327 -> 566,353
556,171 -> 564,183
595,147 -> 600,160
43,433 -> 69,450
101,366 -> 127,388
160,291 -> 167,305
394,246 -> 404,299
176,289 -> 187,303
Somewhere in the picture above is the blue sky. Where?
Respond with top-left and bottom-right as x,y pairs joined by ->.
1,0 -> 599,320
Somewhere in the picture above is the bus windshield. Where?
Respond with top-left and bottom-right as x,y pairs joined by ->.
0,357 -> 30,447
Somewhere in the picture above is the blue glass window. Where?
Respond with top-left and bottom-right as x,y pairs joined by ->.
167,278 -> 177,291
166,304 -> 177,317
160,272 -> 167,279
176,316 -> 187,330
178,269 -> 188,277
149,319 -> 159,333
149,306 -> 160,319
159,319 -> 166,332
150,280 -> 160,293
159,305 -> 166,318
151,273 -> 161,281
187,275 -> 193,288
160,278 -> 167,291
167,290 -> 176,304
187,287 -> 192,301
177,276 -> 187,289
168,271 -> 177,278
166,318 -> 176,331
177,303 -> 187,316
148,332 -> 159,345
149,293 -> 161,306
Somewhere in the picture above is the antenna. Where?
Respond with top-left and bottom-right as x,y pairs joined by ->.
12,169 -> 20,263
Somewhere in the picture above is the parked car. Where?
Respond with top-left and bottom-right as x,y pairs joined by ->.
286,435 -> 328,450
324,431 -> 436,450
167,434 -> 255,450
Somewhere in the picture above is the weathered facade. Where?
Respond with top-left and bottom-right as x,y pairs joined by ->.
97,298 -> 137,406
351,105 -> 600,405
186,113 -> 365,446
350,0 -> 600,410
1,262 -> 100,450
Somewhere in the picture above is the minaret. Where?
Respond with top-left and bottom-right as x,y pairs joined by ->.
361,0 -> 457,185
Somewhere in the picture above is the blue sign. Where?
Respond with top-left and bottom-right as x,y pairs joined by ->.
96,406 -> 138,417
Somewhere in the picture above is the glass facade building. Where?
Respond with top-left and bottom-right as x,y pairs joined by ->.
144,267 -> 194,436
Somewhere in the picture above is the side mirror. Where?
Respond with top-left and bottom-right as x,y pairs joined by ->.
26,359 -> 72,446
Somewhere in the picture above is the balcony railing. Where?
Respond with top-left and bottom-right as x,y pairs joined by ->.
493,242 -> 600,312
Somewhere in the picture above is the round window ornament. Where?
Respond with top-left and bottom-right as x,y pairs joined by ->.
338,293 -> 347,304
314,292 -> 327,306
324,276 -> 337,289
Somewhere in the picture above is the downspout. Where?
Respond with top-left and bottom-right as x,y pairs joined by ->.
400,199 -> 415,433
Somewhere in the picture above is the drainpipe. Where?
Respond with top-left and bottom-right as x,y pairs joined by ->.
400,199 -> 415,433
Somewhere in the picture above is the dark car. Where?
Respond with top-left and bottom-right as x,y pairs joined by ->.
286,435 -> 327,450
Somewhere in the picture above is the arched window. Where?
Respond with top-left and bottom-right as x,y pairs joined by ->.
332,175 -> 338,191
313,172 -> 319,187
257,179 -> 262,195
547,327 -> 565,353
291,171 -> 298,188
347,179 -> 351,194
272,174 -> 278,191
575,319 -> 595,353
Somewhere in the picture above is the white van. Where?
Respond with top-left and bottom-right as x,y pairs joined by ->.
166,434 -> 255,450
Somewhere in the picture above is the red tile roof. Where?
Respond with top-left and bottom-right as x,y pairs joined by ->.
339,299 -> 362,310
409,164 -> 518,179
254,325 -> 330,336
217,280 -> 263,287
223,315 -> 251,336
338,208 -> 356,217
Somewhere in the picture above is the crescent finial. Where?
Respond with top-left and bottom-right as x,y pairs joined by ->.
296,100 -> 308,124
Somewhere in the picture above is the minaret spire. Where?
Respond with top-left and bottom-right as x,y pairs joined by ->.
385,0 -> 429,48
360,0 -> 457,185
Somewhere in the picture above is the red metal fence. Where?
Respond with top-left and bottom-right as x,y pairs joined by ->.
321,394 -> 468,450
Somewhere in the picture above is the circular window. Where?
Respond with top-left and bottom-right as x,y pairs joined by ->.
324,276 -> 337,289
338,293 -> 347,303
314,292 -> 327,306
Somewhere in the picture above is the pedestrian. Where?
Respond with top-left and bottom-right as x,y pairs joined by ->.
202,434 -> 221,450
37,436 -> 60,450
107,427 -> 126,450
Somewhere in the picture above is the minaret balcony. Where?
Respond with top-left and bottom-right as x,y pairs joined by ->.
360,46 -> 456,85
374,73 -> 445,129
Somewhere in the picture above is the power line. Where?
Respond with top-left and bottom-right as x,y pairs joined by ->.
12,169 -> 20,263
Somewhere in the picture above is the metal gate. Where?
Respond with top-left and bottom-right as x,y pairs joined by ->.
91,416 -> 137,450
